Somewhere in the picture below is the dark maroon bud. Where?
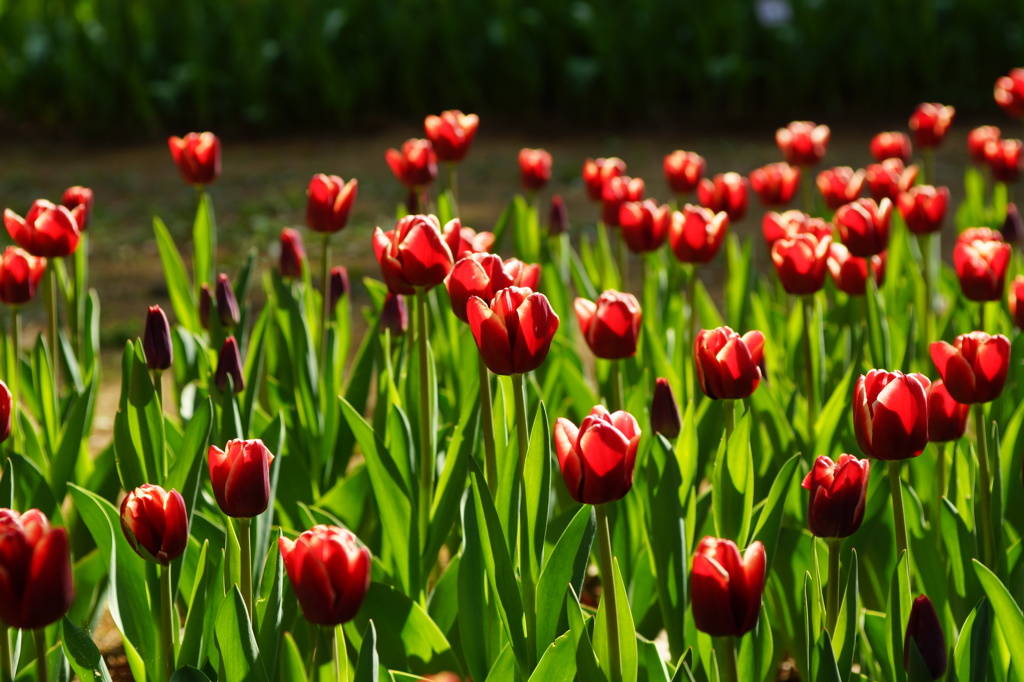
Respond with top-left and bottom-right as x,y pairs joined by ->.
329,265 -> 350,313
279,227 -> 306,279
904,595 -> 947,679
548,194 -> 568,236
199,283 -> 213,330
143,305 -> 174,371
215,273 -> 240,328
1002,202 -> 1022,243
650,377 -> 681,439
381,293 -> 407,336
0,380 -> 11,445
215,336 -> 245,393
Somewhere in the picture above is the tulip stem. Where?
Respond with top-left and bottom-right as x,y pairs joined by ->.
686,266 -> 698,405
239,517 -> 253,620
974,404 -> 995,567
416,288 -> 433,583
319,234 -> 332,389
0,625 -> 11,682
721,635 -> 738,682
919,233 -> 934,360
511,373 -> 536,674
802,296 -> 817,449
479,357 -> 498,496
595,504 -> 622,682
331,625 -> 347,682
33,629 -> 46,682
161,564 -> 175,681
45,263 -> 60,396
447,163 -> 458,206
609,361 -> 624,413
723,399 -> 735,445
9,307 -> 19,451
615,234 -> 628,290
889,462 -> 909,566
825,538 -> 841,635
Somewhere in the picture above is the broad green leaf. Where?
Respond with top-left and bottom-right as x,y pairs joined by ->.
973,560 -> 1024,681
750,454 -> 800,575
712,410 -> 754,545
593,558 -> 638,682
170,668 -> 212,682
256,537 -> 283,680
458,494 -> 493,682
567,586 -> 605,682
530,629 -> 578,682
885,552 -> 911,682
178,540 -> 210,669
524,401 -> 552,582
278,633 -> 307,682
833,549 -> 859,678
153,216 -> 198,332
953,597 -> 991,682
536,505 -> 596,651
215,585 -> 269,682
50,380 -> 96,501
353,621 -> 379,682
814,362 -> 856,459
193,191 -> 216,298
61,616 -> 113,682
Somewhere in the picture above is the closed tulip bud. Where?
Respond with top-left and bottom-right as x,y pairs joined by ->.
930,332 -> 1011,404
385,139 -> 438,189
446,253 -> 539,323
668,205 -> 729,264
207,438 -> 275,518
853,370 -> 929,461
816,167 -> 865,211
995,69 -> 1024,119
442,218 -> 495,260
663,150 -> 706,195
802,455 -> 870,538
143,305 -> 174,371
1004,202 -> 1023,243
215,273 -> 240,328
771,233 -> 832,295
0,381 -> 10,445
835,198 -> 892,258
61,186 -> 94,232
0,508 -> 74,629
749,162 -> 800,207
870,131 -> 912,163
926,379 -> 969,443
690,537 -> 766,637
762,210 -> 832,249
904,595 -> 947,679
575,291 -> 642,360
0,247 -> 46,305
968,126 -> 1001,165
305,174 -> 358,234
214,336 -> 245,394
554,405 -> 641,505
1010,275 -> 1024,329
953,227 -> 1011,301
909,103 -> 955,149
697,172 -> 748,222
694,326 -> 765,400
865,159 -> 918,203
168,132 -> 221,186
984,138 -> 1023,183
4,200 -> 81,258
618,200 -> 670,253
278,227 -> 306,279
329,266 -> 349,313
651,378 -> 681,439
776,121 -> 830,166
279,525 -> 371,626
897,185 -> 949,235
119,484 -> 188,565
827,244 -> 885,296
424,110 -> 479,163
199,283 -> 213,330
373,214 -> 454,294
582,157 -> 627,202
519,148 -> 552,191
381,293 -> 408,336
467,287 -> 559,375
548,194 -> 569,236
601,176 -> 645,226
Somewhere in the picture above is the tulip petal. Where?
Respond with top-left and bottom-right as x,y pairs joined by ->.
467,297 -> 515,375
21,528 -> 73,629
690,554 -> 739,636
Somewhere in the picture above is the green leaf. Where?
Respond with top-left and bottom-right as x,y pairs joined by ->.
524,401 -> 552,581
644,436 -> 687,660
536,505 -> 596,652
178,540 -> 210,669
256,537 -> 283,680
353,621 -> 379,682
953,597 -> 991,682
833,549 -> 859,678
567,586 -> 605,682
814,361 -> 856,459
712,410 -> 754,545
170,667 -> 213,682
50,381 -> 96,501
215,585 -> 269,682
593,558 -> 638,682
458,493 -> 493,682
278,633 -> 307,682
973,560 -> 1024,681
885,551 -> 911,682
153,216 -> 198,332
193,191 -> 216,299
530,629 -> 578,682
750,454 -> 800,575
61,616 -> 113,682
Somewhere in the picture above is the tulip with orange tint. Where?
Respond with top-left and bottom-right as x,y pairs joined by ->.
467,287 -> 559,376
984,138 -> 1023,183
668,205 -> 729,264
776,121 -> 830,166
618,200 -> 670,253
749,162 -> 800,207
930,332 -> 1011,404
802,455 -> 870,538
168,132 -> 221,186
995,69 -> 1024,119
816,167 -> 865,211
519,148 -> 552,191
835,198 -> 892,258
446,253 -> 540,323
870,132 -> 912,163
697,172 -> 748,222
575,290 -> 642,360
601,175 -> 645,226
771,233 -> 832,295
582,157 -> 626,202
0,247 -> 46,305
853,370 -> 929,461
897,185 -> 949,235
424,110 -> 479,163
663,150 -> 705,195
968,126 -> 1001,165
373,214 -> 454,295
4,200 -> 81,258
694,326 -> 765,400
865,159 -> 918,203
953,227 -> 1011,301
554,405 -> 641,505
827,244 -> 885,296
690,537 -> 765,637
909,103 -> 955,149
385,139 -> 438,189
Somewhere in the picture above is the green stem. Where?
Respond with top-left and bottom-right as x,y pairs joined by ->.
595,504 -> 622,682
319,234 -> 332,385
332,624 -> 347,682
979,301 -> 986,333
687,266 -> 698,404
974,403 -> 995,567
923,148 -> 935,186
890,461 -> 909,565
608,361 -> 624,412
416,289 -> 433,584
447,163 -> 458,205
161,564 -> 175,681
152,370 -> 167,478
8,308 -> 19,452
825,538 -> 841,635
0,625 -> 11,682
597,220 -> 610,289
511,374 -> 536,674
721,635 -> 738,682
723,399 -> 736,445
33,629 -> 47,682
802,296 -> 817,448
615,233 -> 628,291
239,517 -> 253,620
936,442 -> 947,519
919,233 -> 934,359
479,357 -> 498,496
71,232 -> 87,357
46,263 -> 60,395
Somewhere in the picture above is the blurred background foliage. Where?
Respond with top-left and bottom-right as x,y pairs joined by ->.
1,0 -> 1023,139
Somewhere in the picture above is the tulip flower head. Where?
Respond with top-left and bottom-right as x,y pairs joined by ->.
305,174 -> 358,234
519,148 -> 553,191
668,205 -> 729,264
984,138 -> 1023,183
0,247 -> 46,305
904,595 -> 947,679
618,200 -> 671,253
761,210 -> 832,250
4,200 -> 81,259
575,290 -> 642,360
816,166 -> 865,211
749,162 -> 800,207
995,69 -> 1024,119
601,175 -> 645,226
168,132 -> 221,187
207,439 -> 275,518
926,379 -> 969,443
442,218 -> 495,260
279,525 -> 371,626
771,232 -> 833,295
968,126 -> 1001,165
446,253 -> 540,323
1004,202 -> 1023,243
0,508 -> 74,629
853,370 -> 929,461
694,326 -> 765,400
930,332 -> 1011,404
279,227 -> 306,279
0,381 -> 10,445
802,455 -> 870,538
697,172 -> 749,222
143,305 -> 174,371
424,110 -> 479,163
554,405 -> 641,505
897,185 -> 949,235
776,121 -> 830,166
120,484 -> 188,565
373,214 -> 454,295
214,336 -> 245,394
827,244 -> 885,296
690,537 -> 766,637
582,157 -> 627,202
835,197 -> 892,258
909,103 -> 955,149
385,139 -> 438,189
865,159 -> 918,203
381,293 -> 408,337
467,286 -> 559,376
650,378 -> 682,439
1009,275 -> 1024,329
329,265 -> 350,313
870,131 -> 912,163
548,194 -> 569,236
953,227 -> 1011,301
215,273 -> 240,328
61,185 -> 94,232
664,150 -> 706,195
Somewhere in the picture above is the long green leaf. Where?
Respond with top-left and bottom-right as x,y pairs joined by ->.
353,621 -> 379,682
712,411 -> 754,545
973,560 -> 1024,681
153,216 -> 198,331
536,505 -> 596,651
61,616 -> 114,682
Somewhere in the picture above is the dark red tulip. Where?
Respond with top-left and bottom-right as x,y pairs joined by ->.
771,233 -> 832,295
995,69 -> 1024,119
446,253 -> 540,322
467,286 -> 559,376
926,379 -> 969,443
1009,275 -> 1024,329
575,290 -> 642,360
601,175 -> 645,226
968,126 -> 1001,165
279,227 -> 306,279
215,273 -> 240,328
802,454 -> 870,538
690,537 -> 765,637
761,210 -> 832,250
329,266 -> 349,313
618,200 -> 671,253
930,332 -> 1011,404
1004,202 -> 1023,242
853,370 -> 929,461
519,148 -> 552,191
0,246 -> 46,305
305,174 -> 358,234
199,283 -> 212,330
835,198 -> 892,258
984,138 -> 1023,183
119,484 -> 188,565
381,293 -> 408,336
865,159 -> 918,203
385,139 -> 438,189
582,157 -> 626,202
0,508 -> 74,629
827,244 -> 885,296
548,194 -> 569,236
280,525 -> 371,626
694,326 -> 765,400
749,162 -> 800,207
372,214 -> 454,294
904,595 -> 947,679
442,218 -> 495,260
207,439 -> 274,518
870,132 -> 912,164
61,186 -> 93,232
776,121 -> 831,166
650,377 -> 681,440
424,110 -> 479,163
214,336 -> 245,393
697,172 -> 748,222
953,227 -> 1011,301
0,381 -> 10,445
816,167 -> 865,211
909,103 -> 955,149
663,150 -> 705,195
4,200 -> 81,258
554,405 -> 640,505
897,185 -> 949,235
668,205 -> 729,264
168,132 -> 220,186
143,305 -> 173,371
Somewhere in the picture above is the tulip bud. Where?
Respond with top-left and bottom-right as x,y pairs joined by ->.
909,103 -> 955,149
199,283 -> 213,330
548,194 -> 569,236
650,378 -> 681,439
168,132 -> 221,187
0,246 -> 47,305
870,131 -> 912,163
4,200 -> 81,259
1009,275 -> 1024,330
816,167 -> 865,211
215,336 -> 245,394
694,327 -> 765,400
1003,202 -> 1023,243
554,405 -> 641,505
329,265 -> 349,313
827,243 -> 885,296
697,172 -> 749,222
61,185 -> 94,232
575,291 -> 642,360
690,537 -> 766,637
668,205 -> 729,264
467,287 -> 559,376
771,233 -> 832,295
835,198 -> 892,258
0,381 -> 10,445
984,138 -> 1023,183
385,139 -> 438,189
762,210 -> 832,250
443,218 -> 495,261
424,110 -> 479,163
749,162 -> 800,207
926,379 -> 969,443
519,148 -> 552,191
663,150 -> 705,195
904,595 -> 947,679
207,439 -> 274,518
215,273 -> 240,328
802,455 -> 870,538
0,508 -> 74,629
582,157 -> 626,202
119,484 -> 188,565
897,185 -> 949,235
305,174 -> 358,234
865,159 -> 918,203
381,293 -> 408,337
373,214 -> 454,294
143,305 -> 174,371
279,525 -> 371,625
953,228 -> 1011,301
278,227 -> 305,279
995,69 -> 1024,119
618,200 -> 671,253
853,370 -> 929,460
930,332 -> 1011,404
776,121 -> 830,167
968,126 -> 1001,165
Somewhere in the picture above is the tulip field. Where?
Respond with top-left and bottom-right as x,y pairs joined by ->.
4,76 -> 1024,682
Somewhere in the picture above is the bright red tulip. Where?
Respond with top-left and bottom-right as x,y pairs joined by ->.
5,200 -> 81,258
373,214 -> 454,294
279,227 -> 306,279
305,174 -> 358,234
279,525 -> 371,626
865,159 -> 918,203
575,290 -> 642,360
0,508 -> 74,629
119,484 -> 188,565
443,218 -> 495,260
816,167 -> 865,211
0,246 -> 46,305
776,121 -> 830,166
143,305 -> 173,371
749,162 -> 800,207
424,110 -> 479,163
827,243 -> 885,296
694,326 -> 765,400
214,336 -> 245,393
771,233 -> 832,295
968,126 -> 1001,165
582,157 -> 626,202
761,210 -> 832,249
904,595 -> 947,679
61,186 -> 93,232
668,205 -> 729,264
697,172 -> 749,222
984,138 -> 1023,183
0,381 -> 9,445
467,287 -> 559,375
446,253 -> 540,323
385,139 -> 438,189
870,132 -> 912,163
802,454 -> 870,538
853,370 -> 929,461
995,69 -> 1024,119
1009,275 -> 1024,329
690,537 -> 765,637
554,405 -> 640,505
519,148 -> 552,191
897,185 -> 949,235
926,379 -> 969,443
835,198 -> 892,258
168,132 -> 221,186
618,200 -> 671,253
930,332 -> 1011,404
663,150 -> 705,195
601,175 -> 645,226
548,194 -> 569,235
909,103 -> 955,149
953,227 -> 1011,301
650,377 -> 681,440
207,439 -> 275,518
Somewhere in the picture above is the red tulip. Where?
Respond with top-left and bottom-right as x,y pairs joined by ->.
761,210 -> 832,249
651,377 -> 681,440
305,174 -> 358,234
968,126 -> 1001,165
330,266 -> 349,313
446,253 -> 540,323
381,293 -> 408,337
424,110 -> 479,163
995,69 -> 1024,119
373,214 -> 454,294
802,454 -> 870,538
909,103 -> 955,149
119,484 -> 188,565
816,167 -> 865,211
1009,275 -> 1024,329
0,246 -> 46,305
771,233 -> 832,295
548,194 -> 569,236
897,185 -> 949,235
697,172 -> 748,222
749,162 -> 800,207
668,205 -> 729,264
835,198 -> 892,258
827,243 -> 885,296
694,326 -> 765,400
853,370 -> 929,461
214,336 -> 245,394
0,508 -> 74,629
776,121 -> 830,166
5,199 -> 81,258
618,200 -> 671,253
926,379 -> 969,443
215,273 -> 240,328
984,138 -> 1023,183
870,132 -> 912,163
865,159 -> 918,203
582,157 -> 626,202
385,139 -> 438,189
467,286 -> 559,375
168,132 -> 221,186
601,175 -> 645,226
663,150 -> 705,195
442,218 -> 495,260
207,439 -> 275,518
930,332 -> 1011,404
1004,202 -> 1023,242
554,405 -> 640,505
0,381 -> 10,445
61,186 -> 94,232
279,227 -> 306,279
953,227 -> 1011,301
690,537 -> 765,637
143,305 -> 173,371
904,595 -> 947,679
575,290 -> 642,360
279,525 -> 371,626
519,148 -> 552,191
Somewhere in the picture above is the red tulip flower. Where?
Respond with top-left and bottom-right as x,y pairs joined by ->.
953,227 -> 1011,301
694,326 -> 765,400
582,157 -> 627,202
771,233 -> 833,295
968,126 -> 1001,165
827,243 -> 885,296
776,121 -> 830,166
870,132 -> 912,163
467,286 -> 559,375
601,175 -> 645,226
668,205 -> 729,264
554,405 -> 640,505
650,377 -> 682,439
0,381 -> 9,445
909,103 -> 955,149
926,379 -> 969,443
802,454 -> 870,538
519,148 -> 552,191
446,253 -> 540,322
424,110 -> 479,163
0,247 -> 46,305
120,484 -> 188,565
663,150 -> 706,195
207,439 -> 275,518
385,139 -> 438,189
897,185 -> 949,235
279,525 -> 371,626
575,290 -> 642,360
930,332 -> 1011,404
984,138 -> 1023,183
215,273 -> 240,328
853,370 -> 929,461
749,162 -> 800,207
329,265 -> 349,312
690,537 -> 765,637
816,167 -> 865,211
5,199 -> 81,258
279,227 -> 306,279
214,336 -> 245,393
865,159 -> 918,203
1009,275 -> 1024,329
61,186 -> 93,232
442,218 -> 495,260
618,200 -> 671,253
0,508 -> 74,629
697,172 -> 749,222
761,210 -> 832,249
835,198 -> 892,258
381,293 -> 408,336
904,595 -> 947,679
143,305 -> 173,371
305,174 -> 358,234
373,214 -> 454,294
548,194 -> 569,235
995,69 -> 1024,119
168,132 -> 221,186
